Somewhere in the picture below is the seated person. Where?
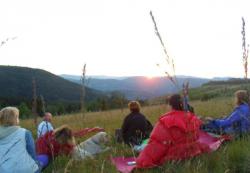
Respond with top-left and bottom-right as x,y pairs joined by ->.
36,125 -> 109,168
202,90 -> 250,135
37,112 -> 54,138
0,107 -> 40,173
136,94 -> 204,168
121,101 -> 153,146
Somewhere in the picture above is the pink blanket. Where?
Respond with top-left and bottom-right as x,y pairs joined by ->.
198,131 -> 227,152
111,157 -> 136,173
111,131 -> 228,173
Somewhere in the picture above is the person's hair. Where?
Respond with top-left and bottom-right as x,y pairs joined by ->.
128,101 -> 141,113
44,112 -> 52,121
235,90 -> 249,105
167,94 -> 184,111
53,125 -> 75,145
0,107 -> 19,126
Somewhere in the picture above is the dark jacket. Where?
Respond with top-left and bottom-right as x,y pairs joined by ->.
121,112 -> 153,145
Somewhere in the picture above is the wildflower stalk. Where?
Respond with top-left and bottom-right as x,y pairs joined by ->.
32,78 -> 38,126
150,11 -> 178,88
80,64 -> 87,120
150,11 -> 190,112
242,17 -> 249,79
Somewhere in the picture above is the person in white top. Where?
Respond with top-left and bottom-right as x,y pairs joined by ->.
37,112 -> 54,138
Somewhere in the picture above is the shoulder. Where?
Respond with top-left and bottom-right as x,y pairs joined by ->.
23,129 -> 33,138
19,127 -> 29,133
38,121 -> 45,127
138,112 -> 146,117
235,104 -> 250,112
45,121 -> 53,127
159,111 -> 177,122
13,128 -> 31,139
123,113 -> 134,120
159,111 -> 201,130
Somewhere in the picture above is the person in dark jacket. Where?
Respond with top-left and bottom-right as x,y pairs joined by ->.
121,101 -> 153,146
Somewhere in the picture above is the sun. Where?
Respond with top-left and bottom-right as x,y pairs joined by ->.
146,75 -> 154,79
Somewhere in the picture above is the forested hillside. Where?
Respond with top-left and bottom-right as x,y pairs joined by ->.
0,66 -> 107,116
0,66 -> 104,103
149,78 -> 250,105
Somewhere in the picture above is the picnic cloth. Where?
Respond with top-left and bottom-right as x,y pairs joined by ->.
111,131 -> 229,173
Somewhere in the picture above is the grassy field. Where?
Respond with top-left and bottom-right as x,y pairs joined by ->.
21,98 -> 250,173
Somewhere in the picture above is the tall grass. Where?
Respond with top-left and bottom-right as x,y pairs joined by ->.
21,98 -> 250,173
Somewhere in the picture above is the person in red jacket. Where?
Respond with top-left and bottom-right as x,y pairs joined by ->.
136,94 -> 204,168
36,125 -> 106,169
36,125 -> 75,158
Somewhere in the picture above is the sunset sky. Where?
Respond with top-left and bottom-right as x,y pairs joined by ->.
0,0 -> 250,78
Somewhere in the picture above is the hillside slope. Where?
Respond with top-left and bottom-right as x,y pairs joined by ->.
0,66 -> 104,104
189,79 -> 250,101
148,78 -> 250,104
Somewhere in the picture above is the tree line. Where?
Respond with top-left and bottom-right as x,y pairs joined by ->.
0,91 -> 131,119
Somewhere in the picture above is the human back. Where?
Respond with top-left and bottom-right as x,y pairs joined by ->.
136,94 -> 203,168
156,110 -> 202,160
0,107 -> 39,173
0,127 -> 39,173
121,101 -> 153,146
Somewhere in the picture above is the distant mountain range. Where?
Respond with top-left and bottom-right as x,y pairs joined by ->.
0,65 -> 233,106
61,74 -> 211,99
0,66 -> 104,104
60,74 -> 129,80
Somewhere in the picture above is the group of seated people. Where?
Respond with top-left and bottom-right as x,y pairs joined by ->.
0,109 -> 108,172
0,90 -> 250,172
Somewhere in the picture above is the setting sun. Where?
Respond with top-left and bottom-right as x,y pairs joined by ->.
147,75 -> 154,79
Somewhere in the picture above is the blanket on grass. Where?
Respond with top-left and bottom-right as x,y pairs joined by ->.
111,131 -> 229,173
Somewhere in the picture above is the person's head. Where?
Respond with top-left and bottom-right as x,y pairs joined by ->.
44,112 -> 52,122
167,94 -> 184,111
0,107 -> 20,126
128,101 -> 141,113
235,90 -> 249,105
53,125 -> 75,145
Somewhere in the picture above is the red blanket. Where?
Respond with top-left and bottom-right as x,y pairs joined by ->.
111,131 -> 229,173
73,127 -> 104,137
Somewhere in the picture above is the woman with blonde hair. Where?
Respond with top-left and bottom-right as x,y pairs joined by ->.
203,90 -> 250,135
0,107 -> 40,173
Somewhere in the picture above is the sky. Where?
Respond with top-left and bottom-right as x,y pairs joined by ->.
0,0 -> 250,78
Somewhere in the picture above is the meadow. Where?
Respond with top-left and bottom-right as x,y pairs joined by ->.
21,97 -> 250,173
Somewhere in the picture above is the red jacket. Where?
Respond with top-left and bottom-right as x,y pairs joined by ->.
36,131 -> 74,158
136,110 -> 205,168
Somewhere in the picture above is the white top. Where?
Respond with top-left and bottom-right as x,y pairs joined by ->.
37,120 -> 54,138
